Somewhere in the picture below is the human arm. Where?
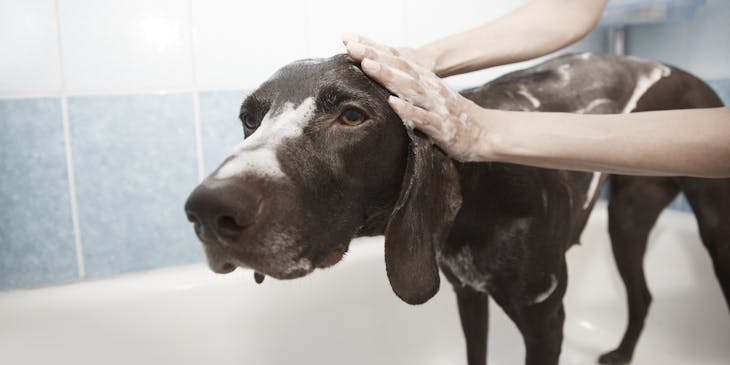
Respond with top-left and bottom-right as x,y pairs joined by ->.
473,106 -> 730,178
388,73 -> 730,178
345,41 -> 730,178
378,0 -> 609,76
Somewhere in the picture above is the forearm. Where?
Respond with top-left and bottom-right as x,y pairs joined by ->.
419,0 -> 608,77
479,106 -> 730,178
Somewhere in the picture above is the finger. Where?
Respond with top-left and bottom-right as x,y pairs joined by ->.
342,33 -> 400,56
388,96 -> 445,139
349,43 -> 421,83
362,58 -> 424,103
348,43 -> 426,90
365,59 -> 450,113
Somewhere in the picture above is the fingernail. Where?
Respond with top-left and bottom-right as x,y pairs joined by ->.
362,58 -> 380,73
347,42 -> 366,58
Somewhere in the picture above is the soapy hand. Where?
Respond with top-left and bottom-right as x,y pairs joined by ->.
342,34 -> 487,161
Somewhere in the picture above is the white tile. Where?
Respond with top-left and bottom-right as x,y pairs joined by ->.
0,0 -> 61,95
401,0 -> 530,87
192,0 -> 309,90
403,0 -> 526,48
441,18 -> 607,89
58,0 -> 193,92
307,0 -> 406,58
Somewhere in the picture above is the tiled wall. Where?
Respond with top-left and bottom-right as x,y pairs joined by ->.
1,0 -> 727,290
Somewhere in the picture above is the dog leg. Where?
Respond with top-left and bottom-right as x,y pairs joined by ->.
455,286 -> 489,365
696,222 -> 730,308
680,179 -> 730,309
519,303 -> 565,365
492,263 -> 567,365
599,176 -> 679,365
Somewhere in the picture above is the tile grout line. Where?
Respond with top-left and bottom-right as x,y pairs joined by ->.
55,0 -> 85,279
188,0 -> 205,182
60,97 -> 85,279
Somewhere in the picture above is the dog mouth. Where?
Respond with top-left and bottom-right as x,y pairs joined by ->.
204,240 -> 350,285
250,243 -> 350,284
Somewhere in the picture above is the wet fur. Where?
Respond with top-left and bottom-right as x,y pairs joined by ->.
449,54 -> 729,365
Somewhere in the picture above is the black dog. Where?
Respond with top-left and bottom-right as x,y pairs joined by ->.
185,53 -> 729,365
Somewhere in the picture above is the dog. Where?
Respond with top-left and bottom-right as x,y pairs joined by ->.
184,53 -> 729,365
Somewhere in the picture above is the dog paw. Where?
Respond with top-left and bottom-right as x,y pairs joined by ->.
598,349 -> 632,364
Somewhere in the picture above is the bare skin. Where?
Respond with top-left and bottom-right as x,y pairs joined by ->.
400,0 -> 610,76
343,0 -> 730,178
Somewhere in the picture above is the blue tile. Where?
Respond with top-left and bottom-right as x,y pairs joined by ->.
684,1 -> 730,79
626,1 -> 730,78
678,194 -> 693,213
707,79 -> 730,105
627,22 -> 689,69
669,193 -> 684,211
0,98 -> 77,290
598,182 -> 610,200
68,93 -> 203,278
199,90 -> 248,175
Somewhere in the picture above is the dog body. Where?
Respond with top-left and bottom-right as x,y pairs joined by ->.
439,53 -> 729,365
185,53 -> 729,365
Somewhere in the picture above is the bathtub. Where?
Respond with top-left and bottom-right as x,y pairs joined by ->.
1,202 -> 728,365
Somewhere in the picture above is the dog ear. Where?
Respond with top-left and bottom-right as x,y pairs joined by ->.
384,128 -> 462,305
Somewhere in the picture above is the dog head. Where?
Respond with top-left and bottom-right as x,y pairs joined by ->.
184,55 -> 461,304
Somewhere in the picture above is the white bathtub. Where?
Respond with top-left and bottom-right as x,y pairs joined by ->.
1,202 -> 728,365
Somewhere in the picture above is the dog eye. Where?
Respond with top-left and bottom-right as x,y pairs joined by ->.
242,113 -> 261,130
338,108 -> 367,126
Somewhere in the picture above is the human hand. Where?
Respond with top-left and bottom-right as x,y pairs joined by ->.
342,34 -> 488,161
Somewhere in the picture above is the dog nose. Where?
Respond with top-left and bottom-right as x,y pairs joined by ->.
185,182 -> 261,241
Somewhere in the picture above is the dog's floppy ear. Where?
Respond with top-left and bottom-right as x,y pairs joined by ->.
384,128 -> 462,305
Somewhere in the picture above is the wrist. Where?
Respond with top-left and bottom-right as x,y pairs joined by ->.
411,45 -> 439,74
417,42 -> 458,77
418,33 -> 491,77
468,105 -> 512,162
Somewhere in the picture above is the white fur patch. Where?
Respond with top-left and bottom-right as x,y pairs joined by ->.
438,245 -> 490,293
575,98 -> 612,114
530,274 -> 558,305
622,64 -> 671,113
557,64 -> 572,85
285,257 -> 312,275
583,172 -> 603,209
212,97 -> 315,180
293,58 -> 324,65
517,86 -> 541,108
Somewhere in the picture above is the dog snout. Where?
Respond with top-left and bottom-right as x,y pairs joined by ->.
185,181 -> 262,242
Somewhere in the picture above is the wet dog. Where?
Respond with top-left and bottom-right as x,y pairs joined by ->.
185,53 -> 729,365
